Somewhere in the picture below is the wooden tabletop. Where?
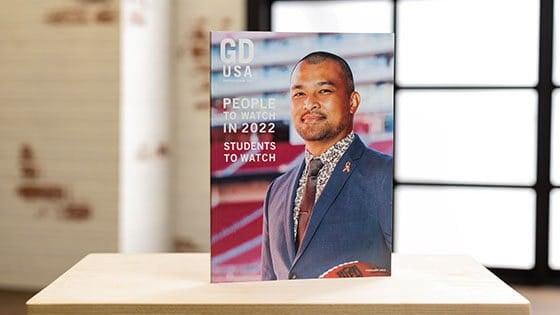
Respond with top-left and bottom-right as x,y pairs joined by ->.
27,253 -> 530,315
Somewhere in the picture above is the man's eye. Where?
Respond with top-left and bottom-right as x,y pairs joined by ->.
293,91 -> 304,97
319,89 -> 332,94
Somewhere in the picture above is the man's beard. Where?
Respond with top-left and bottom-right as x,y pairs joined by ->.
296,119 -> 349,142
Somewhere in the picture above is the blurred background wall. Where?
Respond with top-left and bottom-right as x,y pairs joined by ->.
0,0 -> 120,289
171,0 -> 245,252
0,0 -> 244,290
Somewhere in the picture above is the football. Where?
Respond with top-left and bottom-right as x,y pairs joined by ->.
319,261 -> 389,278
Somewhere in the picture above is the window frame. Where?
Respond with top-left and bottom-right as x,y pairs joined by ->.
247,0 -> 560,285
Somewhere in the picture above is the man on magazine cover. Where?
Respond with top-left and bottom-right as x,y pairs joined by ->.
260,51 -> 393,280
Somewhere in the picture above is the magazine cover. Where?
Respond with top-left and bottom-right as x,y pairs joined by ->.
210,32 -> 394,282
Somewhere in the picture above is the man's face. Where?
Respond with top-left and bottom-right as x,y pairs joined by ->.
290,59 -> 358,145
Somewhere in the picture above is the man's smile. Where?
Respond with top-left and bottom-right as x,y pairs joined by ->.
301,112 -> 326,123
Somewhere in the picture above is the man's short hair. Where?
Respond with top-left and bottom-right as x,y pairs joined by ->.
294,51 -> 355,94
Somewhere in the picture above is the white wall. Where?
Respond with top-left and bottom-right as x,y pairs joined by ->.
120,0 -> 172,253
0,0 -> 120,289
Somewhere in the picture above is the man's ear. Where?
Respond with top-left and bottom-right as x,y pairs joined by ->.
349,91 -> 360,114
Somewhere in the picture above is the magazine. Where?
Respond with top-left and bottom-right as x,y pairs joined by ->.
210,32 -> 394,282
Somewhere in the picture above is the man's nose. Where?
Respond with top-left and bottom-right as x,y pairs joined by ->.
304,96 -> 319,111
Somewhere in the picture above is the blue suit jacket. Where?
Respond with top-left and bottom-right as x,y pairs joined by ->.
261,136 -> 393,280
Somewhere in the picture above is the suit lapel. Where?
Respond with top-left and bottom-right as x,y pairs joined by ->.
293,138 -> 366,264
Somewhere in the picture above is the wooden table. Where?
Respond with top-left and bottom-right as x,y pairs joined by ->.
27,253 -> 530,314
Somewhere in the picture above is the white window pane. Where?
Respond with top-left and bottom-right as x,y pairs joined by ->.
397,0 -> 539,86
396,90 -> 537,185
395,186 -> 535,269
551,190 -> 560,269
272,1 -> 393,33
552,90 -> 560,185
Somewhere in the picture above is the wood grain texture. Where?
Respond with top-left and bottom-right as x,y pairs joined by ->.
27,253 -> 530,315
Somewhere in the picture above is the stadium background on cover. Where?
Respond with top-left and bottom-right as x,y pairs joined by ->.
211,33 -> 393,282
